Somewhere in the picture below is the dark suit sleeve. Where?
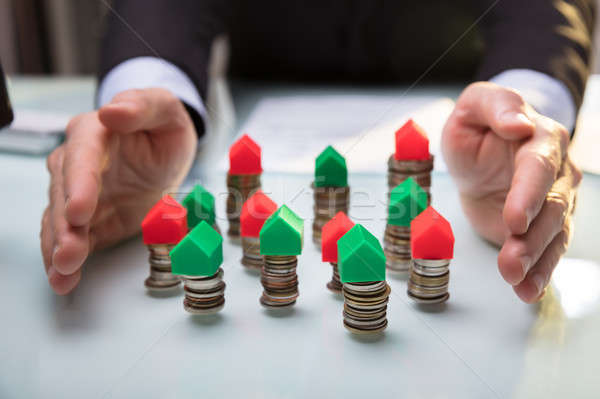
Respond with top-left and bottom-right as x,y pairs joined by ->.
98,0 -> 228,135
475,0 -> 596,113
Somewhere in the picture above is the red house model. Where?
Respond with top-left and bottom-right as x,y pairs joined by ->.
321,211 -> 355,263
141,195 -> 188,245
394,119 -> 431,161
240,190 -> 277,237
410,206 -> 454,260
229,134 -> 262,175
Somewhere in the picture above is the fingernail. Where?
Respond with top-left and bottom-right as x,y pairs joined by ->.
520,255 -> 532,274
532,273 -> 545,294
52,245 -> 60,267
106,101 -> 136,110
515,112 -> 533,126
500,111 -> 533,127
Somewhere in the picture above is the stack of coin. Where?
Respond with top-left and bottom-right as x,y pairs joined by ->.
387,155 -> 433,204
240,236 -> 263,270
383,224 -> 411,272
260,255 -> 299,307
312,184 -> 350,245
342,281 -> 391,334
327,262 -> 343,292
182,268 -> 226,314
226,173 -> 261,239
240,190 -> 278,271
407,259 -> 450,304
321,211 -> 355,294
144,244 -> 181,290
383,177 -> 428,273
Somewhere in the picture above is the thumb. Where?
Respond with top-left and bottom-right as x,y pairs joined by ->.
98,88 -> 188,134
456,82 -> 536,141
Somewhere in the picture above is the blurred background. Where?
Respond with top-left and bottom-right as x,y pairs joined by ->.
1,0 -> 599,76
0,0 -> 106,75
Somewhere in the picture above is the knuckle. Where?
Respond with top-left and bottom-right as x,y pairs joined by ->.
112,89 -> 143,103
547,192 -> 569,218
557,226 -> 571,253
460,82 -> 487,101
570,160 -> 583,185
555,125 -> 570,149
65,112 -> 97,140
65,114 -> 83,137
534,153 -> 559,179
46,148 -> 62,173
501,88 -> 525,106
466,81 -> 486,92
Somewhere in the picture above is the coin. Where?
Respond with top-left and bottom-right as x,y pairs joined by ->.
407,291 -> 449,304
387,154 -> 433,205
312,182 -> 349,247
407,259 -> 451,304
226,173 -> 261,239
343,319 -> 388,335
341,281 -> 390,334
326,263 -> 343,293
182,267 -> 226,314
145,244 -> 181,291
260,255 -> 300,308
241,236 -> 263,270
384,219 -> 413,272
409,271 -> 449,287
410,258 -> 450,276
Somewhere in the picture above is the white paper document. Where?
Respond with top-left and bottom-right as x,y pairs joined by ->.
569,75 -> 600,175
220,94 -> 455,174
0,109 -> 71,155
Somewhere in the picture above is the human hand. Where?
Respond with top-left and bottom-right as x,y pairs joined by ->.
442,82 -> 582,303
41,88 -> 198,294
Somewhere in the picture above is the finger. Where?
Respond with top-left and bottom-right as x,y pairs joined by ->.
498,186 -> 570,285
48,267 -> 82,296
98,88 -> 188,134
503,121 -> 570,235
48,149 -> 90,278
455,82 -> 536,140
40,207 -> 52,273
62,113 -> 110,227
513,226 -> 571,303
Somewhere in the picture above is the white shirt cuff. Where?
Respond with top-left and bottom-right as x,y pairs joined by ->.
490,69 -> 576,132
97,56 -> 206,129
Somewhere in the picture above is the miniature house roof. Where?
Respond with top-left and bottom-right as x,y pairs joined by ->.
141,195 -> 188,245
229,134 -> 262,175
259,205 -> 304,256
183,184 -> 216,229
321,211 -> 354,263
388,177 -> 428,226
411,206 -> 454,259
240,190 -> 278,237
394,119 -> 430,161
170,221 -> 223,277
314,145 -> 348,187
337,224 -> 386,283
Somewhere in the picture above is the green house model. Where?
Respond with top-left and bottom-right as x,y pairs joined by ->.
314,145 -> 348,187
337,224 -> 386,283
388,177 -> 428,226
170,221 -> 223,277
259,205 -> 304,256
183,184 -> 216,229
